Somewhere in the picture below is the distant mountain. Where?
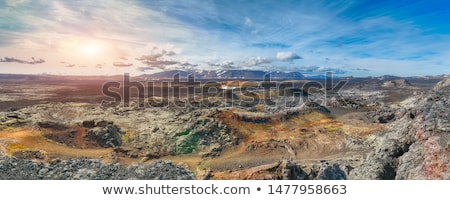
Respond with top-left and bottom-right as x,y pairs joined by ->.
139,70 -> 192,79
381,79 -> 414,88
376,75 -> 402,80
139,70 -> 305,80
305,75 -> 328,79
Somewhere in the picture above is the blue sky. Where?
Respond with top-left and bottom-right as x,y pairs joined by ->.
0,0 -> 449,76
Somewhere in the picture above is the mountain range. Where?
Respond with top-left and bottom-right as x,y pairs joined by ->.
139,70 -> 306,80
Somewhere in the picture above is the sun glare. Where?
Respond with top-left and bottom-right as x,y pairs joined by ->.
80,44 -> 100,56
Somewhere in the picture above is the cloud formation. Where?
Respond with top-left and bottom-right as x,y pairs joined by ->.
178,62 -> 198,68
247,56 -> 270,65
208,60 -> 236,69
297,66 -> 346,75
4,0 -> 26,7
352,68 -> 370,71
135,48 -> 198,71
276,52 -> 302,61
1,1 -> 449,76
113,61 -> 133,67
316,67 -> 346,74
0,57 -> 45,64
136,49 -> 180,69
136,66 -> 155,72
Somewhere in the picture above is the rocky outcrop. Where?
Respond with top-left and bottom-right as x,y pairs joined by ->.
0,153 -> 195,180
86,124 -> 123,148
169,114 -> 233,157
316,163 -> 347,180
1,103 -> 233,158
37,121 -> 68,130
229,160 -> 352,180
38,120 -> 124,148
0,112 -> 26,130
349,77 -> 450,179
368,109 -> 397,123
279,160 -> 309,180
243,160 -> 308,180
382,79 -> 414,88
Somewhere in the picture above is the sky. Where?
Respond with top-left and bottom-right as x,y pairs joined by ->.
1,0 -> 450,77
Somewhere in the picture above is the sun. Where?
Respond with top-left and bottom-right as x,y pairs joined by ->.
80,44 -> 101,56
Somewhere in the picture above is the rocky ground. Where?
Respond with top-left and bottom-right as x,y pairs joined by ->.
0,76 -> 448,179
349,78 -> 450,179
0,103 -> 233,160
0,154 -> 194,180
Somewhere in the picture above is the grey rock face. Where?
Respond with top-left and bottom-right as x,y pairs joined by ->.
279,160 -> 308,180
349,77 -> 450,180
0,154 -> 195,180
316,163 -> 347,180
87,125 -> 123,148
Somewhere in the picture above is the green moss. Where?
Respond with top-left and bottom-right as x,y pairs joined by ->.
173,133 -> 199,154
324,125 -> 344,133
175,129 -> 191,137
121,130 -> 135,143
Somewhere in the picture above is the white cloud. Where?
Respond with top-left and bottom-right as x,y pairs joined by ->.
276,52 -> 302,61
245,17 -> 253,26
247,56 -> 270,65
1,1 -> 450,76
0,56 -> 45,64
112,61 -> 133,67
208,60 -> 236,69
4,0 -> 26,7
